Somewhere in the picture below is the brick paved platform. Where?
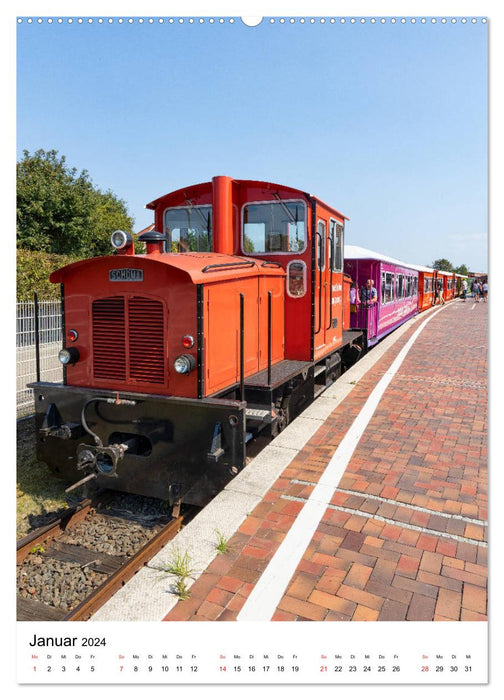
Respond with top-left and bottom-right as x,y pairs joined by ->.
163,300 -> 487,623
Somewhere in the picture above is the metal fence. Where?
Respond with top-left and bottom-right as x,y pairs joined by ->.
17,299 -> 63,417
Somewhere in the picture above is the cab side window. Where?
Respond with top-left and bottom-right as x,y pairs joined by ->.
330,220 -> 344,272
287,260 -> 307,298
317,220 -> 326,271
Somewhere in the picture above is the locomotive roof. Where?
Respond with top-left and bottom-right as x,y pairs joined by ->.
146,177 -> 348,221
50,252 -> 285,286
150,252 -> 285,283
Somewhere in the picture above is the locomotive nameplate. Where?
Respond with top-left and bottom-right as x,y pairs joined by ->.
109,269 -> 144,281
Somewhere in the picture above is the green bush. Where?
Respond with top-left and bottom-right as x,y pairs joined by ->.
16,249 -> 79,300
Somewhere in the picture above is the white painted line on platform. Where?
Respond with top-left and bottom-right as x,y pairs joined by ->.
237,304 -> 448,622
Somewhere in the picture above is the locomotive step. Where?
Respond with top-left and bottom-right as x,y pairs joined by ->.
244,360 -> 312,389
245,407 -> 273,421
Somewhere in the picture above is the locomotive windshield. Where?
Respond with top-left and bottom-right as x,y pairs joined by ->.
164,205 -> 212,252
242,200 -> 306,254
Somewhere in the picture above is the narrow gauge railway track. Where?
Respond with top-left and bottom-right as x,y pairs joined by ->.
17,491 -> 197,621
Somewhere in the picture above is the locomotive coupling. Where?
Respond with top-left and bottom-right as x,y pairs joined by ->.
76,441 -> 132,478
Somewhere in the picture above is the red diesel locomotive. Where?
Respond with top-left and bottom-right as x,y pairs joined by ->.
30,177 -> 364,509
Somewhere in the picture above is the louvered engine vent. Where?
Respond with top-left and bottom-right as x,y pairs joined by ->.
92,296 -> 165,384
128,297 -> 165,383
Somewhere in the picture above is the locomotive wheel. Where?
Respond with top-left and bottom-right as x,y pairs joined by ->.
272,404 -> 290,437
277,407 -> 289,432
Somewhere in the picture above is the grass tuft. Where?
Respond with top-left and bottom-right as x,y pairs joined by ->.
214,529 -> 230,554
157,548 -> 195,600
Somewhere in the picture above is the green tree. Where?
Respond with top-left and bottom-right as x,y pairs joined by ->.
431,258 -> 453,271
87,189 -> 134,256
453,264 -> 469,276
17,149 -> 134,257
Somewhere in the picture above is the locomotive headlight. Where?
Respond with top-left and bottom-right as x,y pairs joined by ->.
174,354 -> 196,375
58,347 -> 80,365
111,230 -> 132,250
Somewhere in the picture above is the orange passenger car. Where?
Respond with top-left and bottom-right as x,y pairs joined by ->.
443,271 -> 457,301
409,264 -> 437,311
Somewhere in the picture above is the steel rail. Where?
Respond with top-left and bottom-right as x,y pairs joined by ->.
16,498 -> 96,564
63,507 -> 197,621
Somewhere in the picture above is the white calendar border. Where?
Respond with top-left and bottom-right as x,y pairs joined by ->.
7,0 -> 500,695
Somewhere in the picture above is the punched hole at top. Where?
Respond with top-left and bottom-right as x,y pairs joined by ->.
241,17 -> 263,26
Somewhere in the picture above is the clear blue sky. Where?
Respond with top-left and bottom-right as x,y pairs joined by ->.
16,15 -> 488,272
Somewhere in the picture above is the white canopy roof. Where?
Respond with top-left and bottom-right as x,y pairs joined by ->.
344,244 -> 420,271
405,261 -> 436,273
344,245 -> 458,276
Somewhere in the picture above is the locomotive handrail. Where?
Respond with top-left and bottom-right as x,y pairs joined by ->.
240,294 -> 245,401
202,261 -> 256,273
267,291 -> 272,386
326,232 -> 334,331
315,231 -> 323,335
261,261 -> 283,269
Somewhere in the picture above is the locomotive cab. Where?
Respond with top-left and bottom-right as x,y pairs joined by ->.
147,177 -> 348,356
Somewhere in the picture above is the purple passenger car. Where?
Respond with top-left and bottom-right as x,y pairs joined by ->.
344,245 -> 419,347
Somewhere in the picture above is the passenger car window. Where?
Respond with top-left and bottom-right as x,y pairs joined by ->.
381,271 -> 394,303
397,274 -> 404,298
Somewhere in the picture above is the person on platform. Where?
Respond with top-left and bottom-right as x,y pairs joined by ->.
482,280 -> 488,302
